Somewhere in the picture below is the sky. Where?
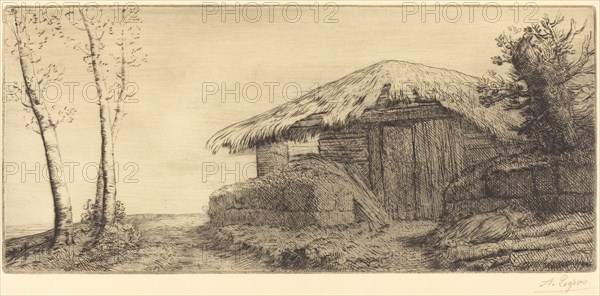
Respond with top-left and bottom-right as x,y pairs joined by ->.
1,4 -> 595,225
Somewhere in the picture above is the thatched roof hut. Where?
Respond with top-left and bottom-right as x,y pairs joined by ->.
207,60 -> 529,221
207,60 -> 524,154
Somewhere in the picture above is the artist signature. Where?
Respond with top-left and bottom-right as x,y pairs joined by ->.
537,274 -> 591,293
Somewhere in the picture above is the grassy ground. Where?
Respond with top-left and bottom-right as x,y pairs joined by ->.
3,214 -> 273,273
6,212 -> 592,273
204,221 -> 438,272
3,214 -> 438,273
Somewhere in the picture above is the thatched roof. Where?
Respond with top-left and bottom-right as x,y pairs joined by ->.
207,60 -> 524,154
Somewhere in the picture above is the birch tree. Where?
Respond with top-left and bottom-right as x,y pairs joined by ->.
8,8 -> 75,245
94,7 -> 145,224
62,7 -> 118,226
82,8 -> 118,225
67,6 -> 145,227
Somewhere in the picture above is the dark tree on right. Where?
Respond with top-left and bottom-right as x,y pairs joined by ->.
477,15 -> 595,153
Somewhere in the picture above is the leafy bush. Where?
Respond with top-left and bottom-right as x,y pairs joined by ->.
81,199 -> 102,232
93,222 -> 141,253
115,200 -> 127,222
80,199 -> 142,254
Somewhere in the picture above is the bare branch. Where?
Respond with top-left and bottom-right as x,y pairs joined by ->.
125,56 -> 137,65
39,66 -> 53,79
8,17 -> 19,40
71,21 -> 87,32
76,44 -> 91,56
564,32 -> 595,80
20,100 -> 32,108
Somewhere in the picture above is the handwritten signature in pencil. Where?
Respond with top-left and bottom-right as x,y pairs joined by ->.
538,274 -> 590,293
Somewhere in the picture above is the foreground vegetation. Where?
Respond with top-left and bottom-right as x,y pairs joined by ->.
4,211 -> 595,273
4,214 -> 273,273
4,214 -> 437,273
4,217 -> 141,272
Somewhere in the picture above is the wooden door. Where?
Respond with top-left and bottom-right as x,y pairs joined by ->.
382,125 -> 416,220
380,120 -> 461,220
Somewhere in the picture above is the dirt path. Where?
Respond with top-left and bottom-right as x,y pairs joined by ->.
110,214 -> 275,272
385,223 -> 440,272
5,214 -> 438,273
109,214 -> 439,272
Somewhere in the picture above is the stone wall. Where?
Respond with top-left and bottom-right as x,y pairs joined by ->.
444,152 -> 595,221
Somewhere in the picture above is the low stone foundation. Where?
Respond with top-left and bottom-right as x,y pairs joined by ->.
211,209 -> 354,228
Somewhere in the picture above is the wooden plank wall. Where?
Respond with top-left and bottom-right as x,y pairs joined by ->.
288,136 -> 320,163
368,118 -> 465,220
256,115 -> 522,220
256,142 -> 289,177
319,126 -> 370,183
367,125 -> 385,207
460,119 -> 525,166
460,120 -> 499,164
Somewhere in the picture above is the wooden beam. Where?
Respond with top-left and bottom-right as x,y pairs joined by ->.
360,104 -> 454,124
289,104 -> 454,130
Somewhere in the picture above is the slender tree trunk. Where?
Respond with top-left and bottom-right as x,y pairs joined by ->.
111,42 -> 127,141
94,159 -> 105,218
93,41 -> 126,222
81,9 -> 118,225
14,14 -> 74,245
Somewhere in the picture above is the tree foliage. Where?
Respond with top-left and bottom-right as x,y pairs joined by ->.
477,15 -> 595,153
6,8 -> 77,133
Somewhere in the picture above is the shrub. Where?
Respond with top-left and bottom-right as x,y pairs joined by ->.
115,200 -> 127,222
80,199 -> 142,254
93,222 -> 141,253
81,199 -> 102,233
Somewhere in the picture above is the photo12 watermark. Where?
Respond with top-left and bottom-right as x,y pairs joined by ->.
200,81 -> 324,104
3,161 -> 140,184
3,81 -> 140,105
400,2 -> 540,23
201,2 -> 340,23
201,161 -> 259,184
200,80 -> 480,104
3,2 -> 141,24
